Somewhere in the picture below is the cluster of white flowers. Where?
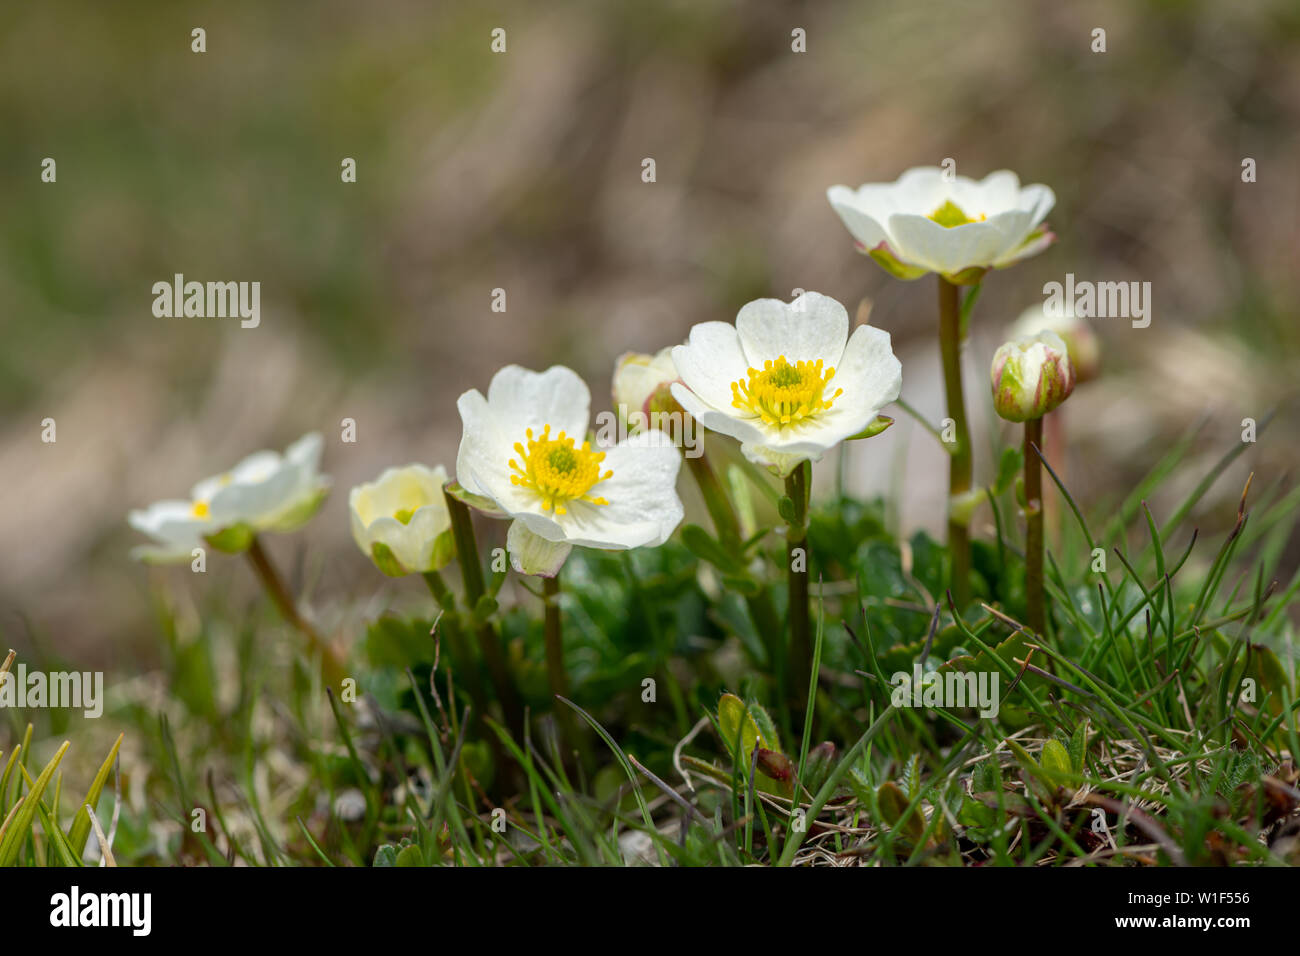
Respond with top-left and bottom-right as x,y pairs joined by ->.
132,165 -> 1079,584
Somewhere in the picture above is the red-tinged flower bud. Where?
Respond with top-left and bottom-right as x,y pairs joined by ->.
990,331 -> 1075,422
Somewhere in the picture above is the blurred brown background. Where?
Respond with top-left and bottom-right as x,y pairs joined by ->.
2,0 -> 1298,668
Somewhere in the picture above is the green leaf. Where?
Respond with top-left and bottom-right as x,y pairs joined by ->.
876,780 -> 924,843
395,844 -> 424,867
372,844 -> 398,867
680,524 -> 743,574
472,594 -> 499,624
777,495 -> 797,525
1068,723 -> 1088,774
1040,739 -> 1072,786
721,575 -> 761,596
746,700 -> 782,755
803,742 -> 837,793
67,733 -> 123,859
0,741 -> 69,866
37,800 -> 81,867
717,693 -> 777,768
972,755 -> 1002,794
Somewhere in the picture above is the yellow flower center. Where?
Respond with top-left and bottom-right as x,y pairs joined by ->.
928,199 -> 987,228
731,356 -> 843,427
393,508 -> 416,525
509,425 -> 612,515
191,500 -> 210,519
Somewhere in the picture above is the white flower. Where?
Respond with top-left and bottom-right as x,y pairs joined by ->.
612,347 -> 679,427
1008,301 -> 1100,384
669,292 -> 901,476
128,432 -> 330,561
349,464 -> 455,576
827,167 -> 1056,284
456,365 -> 684,576
126,500 -> 211,564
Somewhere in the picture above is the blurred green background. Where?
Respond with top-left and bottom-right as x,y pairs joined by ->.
2,0 -> 1298,679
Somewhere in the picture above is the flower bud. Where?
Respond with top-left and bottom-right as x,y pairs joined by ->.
990,331 -> 1075,422
612,347 -> 678,431
349,464 -> 455,576
1008,303 -> 1099,384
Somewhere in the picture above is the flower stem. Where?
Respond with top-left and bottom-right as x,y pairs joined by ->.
685,448 -> 783,686
938,276 -> 972,610
245,536 -> 345,687
443,489 -> 525,743
542,573 -> 584,773
1024,416 -> 1046,636
784,460 -> 812,709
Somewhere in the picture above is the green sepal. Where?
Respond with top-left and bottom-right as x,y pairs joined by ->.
204,523 -> 255,554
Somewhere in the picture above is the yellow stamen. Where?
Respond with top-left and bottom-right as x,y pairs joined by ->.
928,199 -> 987,228
508,425 -> 612,515
393,508 -> 416,525
192,500 -> 210,519
730,356 -> 843,428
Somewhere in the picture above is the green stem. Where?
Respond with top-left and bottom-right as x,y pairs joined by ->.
939,276 -> 973,609
1024,416 -> 1046,636
685,449 -> 783,685
443,489 -> 525,742
784,461 -> 812,709
542,573 -> 584,773
245,536 -> 344,686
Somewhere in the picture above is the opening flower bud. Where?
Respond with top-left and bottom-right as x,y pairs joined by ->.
990,331 -> 1076,422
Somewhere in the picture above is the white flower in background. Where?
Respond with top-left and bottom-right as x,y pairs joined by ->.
126,500 -> 212,563
1008,301 -> 1100,384
670,292 -> 901,476
827,167 -> 1056,284
456,365 -> 684,576
349,464 -> 455,576
990,331 -> 1076,422
128,432 -> 330,560
612,347 -> 679,427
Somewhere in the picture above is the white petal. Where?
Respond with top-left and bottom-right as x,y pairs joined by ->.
952,169 -> 1021,214
455,389 -> 521,505
486,365 -> 590,440
826,185 -> 889,248
284,432 -> 324,471
207,466 -> 301,528
670,382 -> 768,447
735,293 -> 848,368
546,430 -> 684,549
887,214 -> 1009,275
1015,183 -> 1055,224
507,520 -> 572,577
670,322 -> 750,412
834,324 -> 904,414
